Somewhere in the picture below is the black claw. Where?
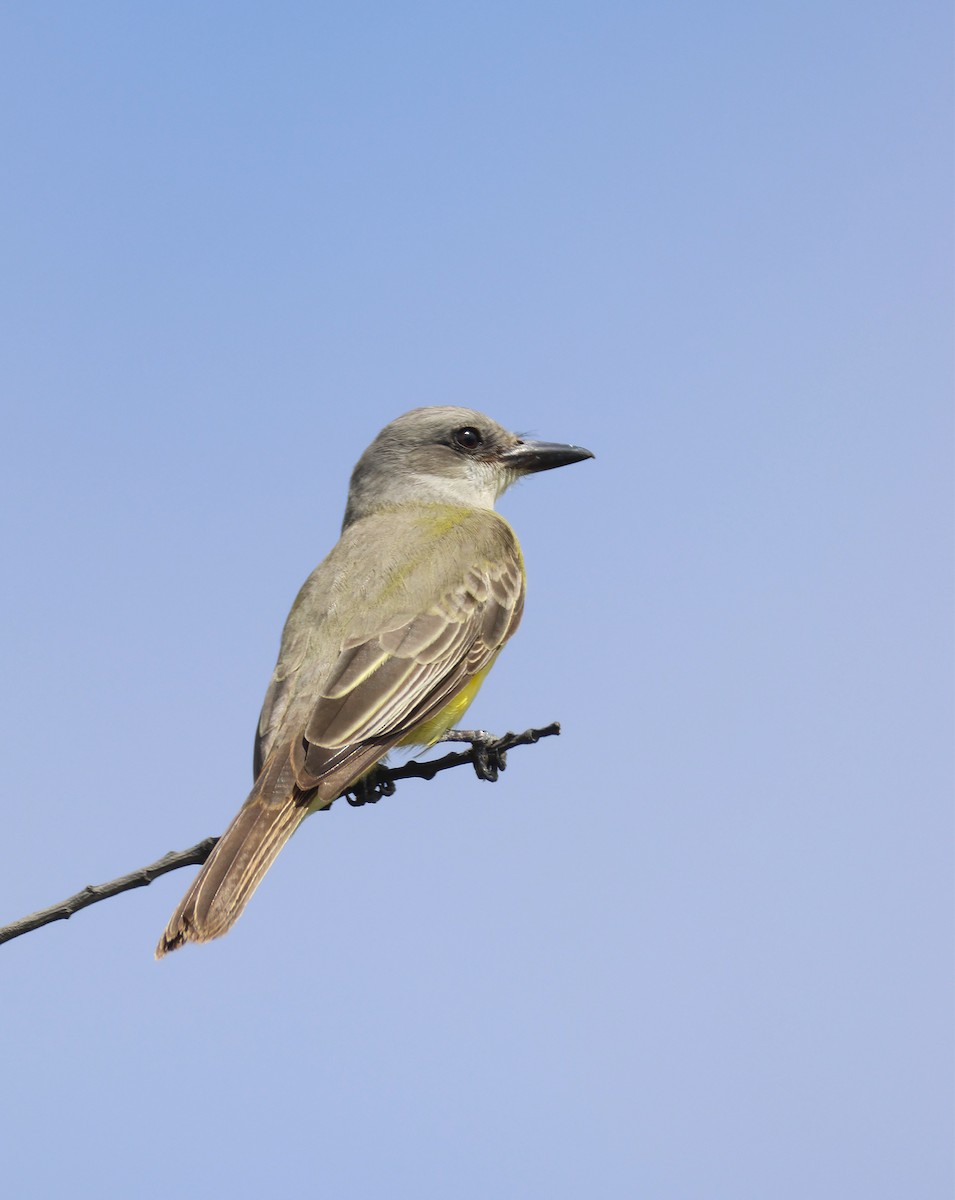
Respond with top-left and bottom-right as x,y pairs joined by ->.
441,729 -> 509,782
472,743 -> 507,782
346,766 -> 396,807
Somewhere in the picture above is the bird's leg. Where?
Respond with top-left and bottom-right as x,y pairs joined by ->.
440,729 -> 508,782
345,763 -> 397,807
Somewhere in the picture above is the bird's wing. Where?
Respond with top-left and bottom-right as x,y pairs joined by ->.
255,511 -> 525,801
298,550 -> 524,797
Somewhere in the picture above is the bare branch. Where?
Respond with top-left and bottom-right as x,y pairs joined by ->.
0,839 -> 219,947
0,722 -> 560,947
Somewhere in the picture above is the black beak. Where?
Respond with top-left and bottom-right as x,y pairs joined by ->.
498,438 -> 595,475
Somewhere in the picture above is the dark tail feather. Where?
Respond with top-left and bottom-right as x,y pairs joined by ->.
155,750 -> 310,958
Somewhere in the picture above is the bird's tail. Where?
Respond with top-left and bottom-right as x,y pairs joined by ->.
155,750 -> 312,958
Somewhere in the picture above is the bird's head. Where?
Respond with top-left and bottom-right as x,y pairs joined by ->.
343,406 -> 594,526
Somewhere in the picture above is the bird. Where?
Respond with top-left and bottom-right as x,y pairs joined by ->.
156,406 -> 593,956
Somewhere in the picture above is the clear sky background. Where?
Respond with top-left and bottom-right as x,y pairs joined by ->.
2,4 -> 951,1198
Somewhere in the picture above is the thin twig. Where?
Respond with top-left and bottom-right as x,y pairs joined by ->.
0,722 -> 560,947
0,839 -> 219,946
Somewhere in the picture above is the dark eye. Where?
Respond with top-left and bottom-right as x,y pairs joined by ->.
453,426 -> 484,451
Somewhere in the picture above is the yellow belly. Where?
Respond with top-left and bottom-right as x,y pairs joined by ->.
398,659 -> 497,748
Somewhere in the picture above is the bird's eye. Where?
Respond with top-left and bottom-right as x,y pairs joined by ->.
453,427 -> 484,451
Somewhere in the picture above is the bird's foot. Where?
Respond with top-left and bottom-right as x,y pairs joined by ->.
441,729 -> 507,782
345,764 -> 397,807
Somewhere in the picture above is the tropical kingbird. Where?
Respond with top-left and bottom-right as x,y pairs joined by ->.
156,406 -> 592,956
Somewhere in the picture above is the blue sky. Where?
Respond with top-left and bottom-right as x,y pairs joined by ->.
2,4 -> 951,1197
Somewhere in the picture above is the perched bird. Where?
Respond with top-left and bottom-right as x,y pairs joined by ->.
156,407 -> 592,956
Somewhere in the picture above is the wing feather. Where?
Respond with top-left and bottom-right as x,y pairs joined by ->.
254,509 -> 525,801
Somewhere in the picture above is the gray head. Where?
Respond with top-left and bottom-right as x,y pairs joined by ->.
343,406 -> 593,527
